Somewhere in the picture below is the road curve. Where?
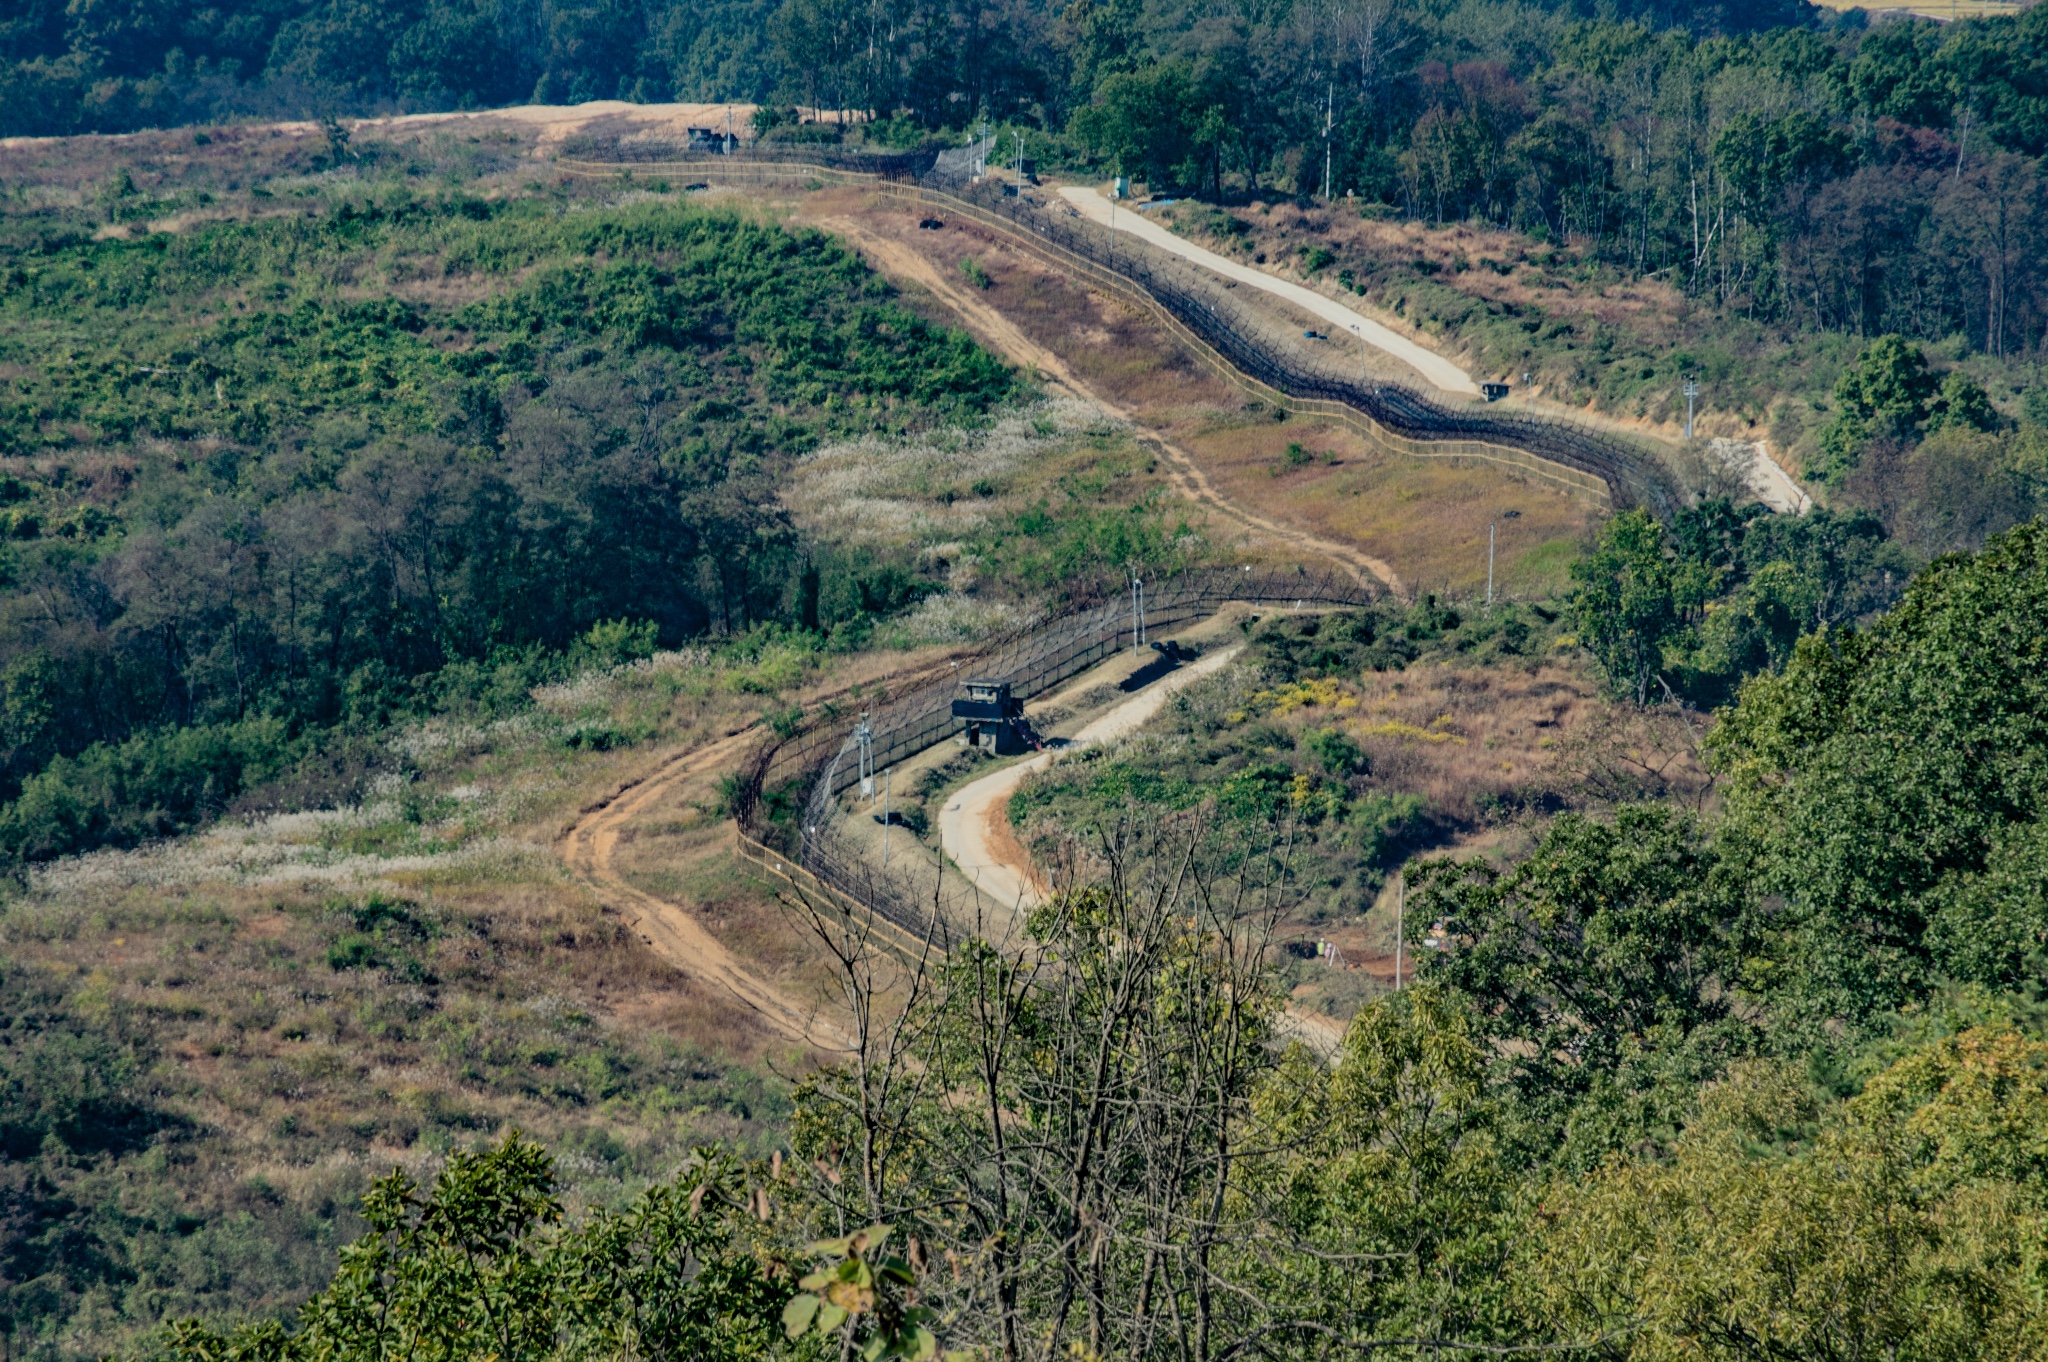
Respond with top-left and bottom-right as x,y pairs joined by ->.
1058,187 -> 1482,397
940,645 -> 1243,911
936,640 -> 1345,1058
558,731 -> 851,1051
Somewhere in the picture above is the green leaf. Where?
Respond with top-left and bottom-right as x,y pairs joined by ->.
817,1302 -> 849,1334
782,1293 -> 820,1341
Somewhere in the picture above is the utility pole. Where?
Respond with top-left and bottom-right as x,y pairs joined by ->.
1486,521 -> 1496,608
856,713 -> 874,795
1130,571 -> 1146,652
1394,870 -> 1404,990
1683,379 -> 1699,440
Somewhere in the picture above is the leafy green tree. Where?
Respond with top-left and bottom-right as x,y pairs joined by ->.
160,1134 -> 805,1362
1815,335 -> 1938,485
1518,1036 -> 2048,1361
1238,985 -> 1513,1354
1067,60 -> 1229,195
1570,510 -> 1681,706
1926,369 -> 2001,435
1710,517 -> 2048,1023
1410,805 -> 1756,1166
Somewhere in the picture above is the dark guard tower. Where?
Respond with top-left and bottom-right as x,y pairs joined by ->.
953,679 -> 1030,754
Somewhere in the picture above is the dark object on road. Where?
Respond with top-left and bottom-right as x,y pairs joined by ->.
1119,639 -> 1199,692
1482,382 -> 1512,401
919,218 -> 945,229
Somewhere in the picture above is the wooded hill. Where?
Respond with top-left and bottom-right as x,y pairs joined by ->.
6,0 -> 2048,361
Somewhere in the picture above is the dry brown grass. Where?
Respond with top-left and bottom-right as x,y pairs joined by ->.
799,190 -> 1598,597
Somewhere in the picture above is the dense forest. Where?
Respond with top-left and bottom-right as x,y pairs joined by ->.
6,0 -> 2048,360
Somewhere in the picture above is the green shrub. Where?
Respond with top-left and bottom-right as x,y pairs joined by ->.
0,716 -> 302,863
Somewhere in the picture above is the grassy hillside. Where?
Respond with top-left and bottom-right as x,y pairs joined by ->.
0,127 -> 1231,1362
0,144 -> 1028,867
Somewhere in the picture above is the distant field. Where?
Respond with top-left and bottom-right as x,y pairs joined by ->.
1810,0 -> 2032,18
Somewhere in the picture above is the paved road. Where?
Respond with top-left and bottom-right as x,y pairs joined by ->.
1058,187 -> 1482,397
939,646 -> 1242,911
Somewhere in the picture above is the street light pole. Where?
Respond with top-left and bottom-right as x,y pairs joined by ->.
1684,379 -> 1699,440
1394,870 -> 1404,990
1130,571 -> 1146,653
855,713 -> 873,795
1322,83 -> 1334,202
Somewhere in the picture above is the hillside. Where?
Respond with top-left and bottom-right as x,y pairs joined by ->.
2,14 -> 2048,1356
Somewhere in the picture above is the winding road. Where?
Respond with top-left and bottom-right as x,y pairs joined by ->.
940,645 -> 1244,910
558,731 -> 852,1050
1058,187 -> 1482,396
933,643 -> 1349,1059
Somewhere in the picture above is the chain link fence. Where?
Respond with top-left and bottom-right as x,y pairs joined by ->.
734,567 -> 1379,942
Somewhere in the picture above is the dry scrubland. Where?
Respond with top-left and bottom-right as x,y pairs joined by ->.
0,115 -> 1636,1358
797,190 -> 1600,599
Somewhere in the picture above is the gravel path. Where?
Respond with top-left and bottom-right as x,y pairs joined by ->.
939,645 -> 1243,911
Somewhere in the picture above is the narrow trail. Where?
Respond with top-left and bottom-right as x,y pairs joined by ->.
817,217 -> 1404,597
558,730 -> 850,1051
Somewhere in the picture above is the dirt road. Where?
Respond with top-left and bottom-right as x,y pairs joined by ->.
814,216 -> 1404,596
932,643 -> 1349,1059
558,731 -> 849,1050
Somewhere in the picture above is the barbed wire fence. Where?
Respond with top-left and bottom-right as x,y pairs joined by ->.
735,566 -> 1377,943
557,136 -> 1682,938
558,138 -> 1688,519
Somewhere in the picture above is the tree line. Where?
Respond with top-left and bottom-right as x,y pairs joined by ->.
8,1 -> 2048,360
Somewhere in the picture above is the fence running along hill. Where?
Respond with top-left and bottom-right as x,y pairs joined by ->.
732,567 -> 1381,946
557,139 -> 1688,518
551,139 -> 1683,941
